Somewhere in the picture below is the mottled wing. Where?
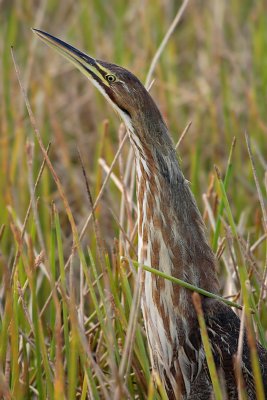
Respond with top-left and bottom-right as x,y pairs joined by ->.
203,300 -> 267,400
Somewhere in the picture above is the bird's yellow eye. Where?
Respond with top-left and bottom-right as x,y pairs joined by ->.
105,74 -> 116,83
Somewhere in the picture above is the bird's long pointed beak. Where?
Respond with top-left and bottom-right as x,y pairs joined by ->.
32,29 -> 106,85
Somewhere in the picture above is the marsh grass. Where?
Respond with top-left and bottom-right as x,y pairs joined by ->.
0,1 -> 267,399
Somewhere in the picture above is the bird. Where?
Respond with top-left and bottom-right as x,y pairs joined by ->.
33,29 -> 267,399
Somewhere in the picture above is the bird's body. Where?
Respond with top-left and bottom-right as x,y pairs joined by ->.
34,30 -> 267,399
131,101 -> 267,399
133,113 -> 219,397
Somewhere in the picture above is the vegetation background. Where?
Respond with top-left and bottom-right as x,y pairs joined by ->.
0,0 -> 266,398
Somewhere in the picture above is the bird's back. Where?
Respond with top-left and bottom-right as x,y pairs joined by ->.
161,298 -> 267,399
203,299 -> 267,399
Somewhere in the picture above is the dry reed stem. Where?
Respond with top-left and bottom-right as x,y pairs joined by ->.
117,262 -> 143,397
11,142 -> 51,280
175,120 -> 192,150
192,292 -> 223,400
245,132 -> 267,314
235,307 -> 247,400
78,149 -> 124,395
11,47 -> 82,264
145,0 -> 190,88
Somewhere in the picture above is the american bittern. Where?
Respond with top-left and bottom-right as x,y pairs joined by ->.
33,29 -> 267,399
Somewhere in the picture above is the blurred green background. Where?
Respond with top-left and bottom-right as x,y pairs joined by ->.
1,1 -> 267,238
0,1 -> 267,398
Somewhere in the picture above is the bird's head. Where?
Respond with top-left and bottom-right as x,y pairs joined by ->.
33,29 -> 163,133
33,28 -> 177,172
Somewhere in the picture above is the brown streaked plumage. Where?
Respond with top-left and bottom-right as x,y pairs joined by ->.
33,29 -> 267,399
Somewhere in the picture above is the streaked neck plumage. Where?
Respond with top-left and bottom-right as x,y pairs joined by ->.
123,95 -> 219,398
124,96 -> 218,295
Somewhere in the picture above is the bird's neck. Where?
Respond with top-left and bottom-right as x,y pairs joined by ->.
130,129 -> 218,295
